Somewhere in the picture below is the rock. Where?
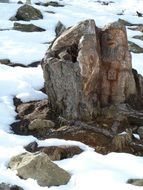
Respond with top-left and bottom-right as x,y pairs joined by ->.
112,129 -> 133,151
13,22 -> 45,32
55,21 -> 66,37
127,179 -> 143,186
11,99 -> 56,137
24,141 -> 38,152
17,1 -> 23,4
24,142 -> 83,160
9,16 -> 17,21
9,152 -> 71,187
96,1 -> 114,5
35,1 -> 64,7
42,19 -> 137,121
0,59 -> 11,65
128,41 -> 143,53
16,99 -> 50,121
41,145 -> 83,160
118,19 -> 134,26
0,0 -> 9,2
15,4 -> 43,21
128,24 -> 143,32
28,119 -> 55,130
133,35 -> 143,41
0,183 -> 23,190
136,11 -> 143,17
137,126 -> 143,139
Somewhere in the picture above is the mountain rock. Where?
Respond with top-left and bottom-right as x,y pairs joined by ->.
9,152 -> 71,187
42,19 -> 138,121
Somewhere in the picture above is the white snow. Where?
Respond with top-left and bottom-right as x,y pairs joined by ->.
0,0 -> 143,190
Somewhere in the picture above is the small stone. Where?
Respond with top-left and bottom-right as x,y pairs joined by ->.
24,141 -> 38,152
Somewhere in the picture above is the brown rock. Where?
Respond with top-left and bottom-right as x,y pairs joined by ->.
42,19 -> 137,121
40,145 -> 83,160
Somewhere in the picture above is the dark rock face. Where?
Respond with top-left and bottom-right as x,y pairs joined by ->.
42,19 -> 138,121
13,22 -> 45,32
15,4 -> 43,21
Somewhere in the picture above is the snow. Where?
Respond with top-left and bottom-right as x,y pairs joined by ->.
0,0 -> 143,190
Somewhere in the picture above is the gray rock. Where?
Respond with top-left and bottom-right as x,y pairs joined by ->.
13,22 -> 45,32
55,21 -> 66,37
133,35 -> 143,41
15,4 -> 43,21
137,126 -> 143,139
127,179 -> 143,186
0,183 -> 23,190
0,0 -> 9,2
128,41 -> 143,53
118,19 -> 134,26
9,152 -> 71,187
0,59 -> 11,65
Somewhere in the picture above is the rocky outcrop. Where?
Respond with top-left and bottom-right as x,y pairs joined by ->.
42,19 -> 138,121
9,152 -> 71,187
15,4 -> 43,21
13,22 -> 45,32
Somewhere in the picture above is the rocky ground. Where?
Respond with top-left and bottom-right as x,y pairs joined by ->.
0,0 -> 143,190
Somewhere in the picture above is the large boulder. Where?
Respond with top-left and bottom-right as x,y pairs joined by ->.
9,152 -> 71,187
42,19 -> 137,121
15,4 -> 43,21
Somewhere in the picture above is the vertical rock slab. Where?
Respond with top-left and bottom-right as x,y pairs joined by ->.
100,22 -> 136,105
